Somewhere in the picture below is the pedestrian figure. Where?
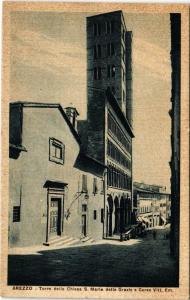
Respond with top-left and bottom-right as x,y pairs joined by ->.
153,230 -> 157,240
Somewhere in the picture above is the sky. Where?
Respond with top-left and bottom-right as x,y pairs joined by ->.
10,10 -> 171,191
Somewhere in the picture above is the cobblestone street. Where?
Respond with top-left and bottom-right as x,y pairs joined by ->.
8,227 -> 178,287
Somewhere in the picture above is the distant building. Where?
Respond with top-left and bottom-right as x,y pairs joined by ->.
9,102 -> 106,247
79,10 -> 134,237
169,14 -> 180,259
133,182 -> 171,228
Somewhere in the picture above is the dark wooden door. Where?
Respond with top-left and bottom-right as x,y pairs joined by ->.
50,198 -> 61,236
82,214 -> 87,236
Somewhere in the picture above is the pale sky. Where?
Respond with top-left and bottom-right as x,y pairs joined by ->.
10,11 -> 171,191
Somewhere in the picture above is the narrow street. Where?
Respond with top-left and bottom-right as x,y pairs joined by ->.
8,227 -> 178,287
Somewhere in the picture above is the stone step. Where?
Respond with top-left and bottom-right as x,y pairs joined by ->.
43,235 -> 70,246
81,236 -> 95,244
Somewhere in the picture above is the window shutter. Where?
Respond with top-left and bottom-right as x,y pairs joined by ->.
82,174 -> 88,193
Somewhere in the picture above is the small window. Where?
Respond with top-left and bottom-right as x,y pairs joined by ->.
49,138 -> 64,165
107,43 -> 115,57
93,178 -> 98,194
82,204 -> 87,212
98,67 -> 101,80
111,21 -> 114,33
107,65 -> 111,78
82,174 -> 88,193
101,208 -> 104,223
94,45 -> 101,59
13,206 -> 20,222
94,67 -> 101,80
100,179 -> 104,194
112,65 -> 116,77
106,21 -> 114,34
93,210 -> 97,220
94,67 -> 97,80
93,23 -> 101,36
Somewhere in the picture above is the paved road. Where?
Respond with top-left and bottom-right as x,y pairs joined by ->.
8,227 -> 178,287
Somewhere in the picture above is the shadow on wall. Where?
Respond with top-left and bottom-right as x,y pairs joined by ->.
8,241 -> 178,287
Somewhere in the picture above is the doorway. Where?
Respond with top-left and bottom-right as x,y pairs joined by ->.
82,214 -> 87,236
49,198 -> 61,236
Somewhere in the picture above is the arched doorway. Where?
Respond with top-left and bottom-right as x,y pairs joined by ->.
107,196 -> 113,236
114,197 -> 120,234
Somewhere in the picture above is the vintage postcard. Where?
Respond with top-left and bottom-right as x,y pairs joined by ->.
1,1 -> 189,300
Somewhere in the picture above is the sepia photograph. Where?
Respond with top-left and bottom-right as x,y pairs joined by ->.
1,1 -> 189,299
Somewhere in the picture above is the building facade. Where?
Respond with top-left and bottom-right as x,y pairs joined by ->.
80,11 -> 134,237
133,182 -> 171,228
9,102 -> 106,247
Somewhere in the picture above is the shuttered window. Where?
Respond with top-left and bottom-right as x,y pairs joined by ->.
13,206 -> 20,222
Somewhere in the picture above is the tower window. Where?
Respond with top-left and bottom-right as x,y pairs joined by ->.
98,67 -> 101,79
112,65 -> 116,77
94,67 -> 101,80
13,206 -> 21,222
107,43 -> 115,56
106,21 -> 114,34
93,23 -> 101,36
93,210 -> 97,220
94,67 -> 97,80
94,45 -> 101,59
107,65 -> 111,78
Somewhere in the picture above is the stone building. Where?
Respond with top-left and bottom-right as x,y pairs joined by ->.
133,182 -> 171,228
9,102 -> 106,247
79,11 -> 134,237
169,14 -> 180,259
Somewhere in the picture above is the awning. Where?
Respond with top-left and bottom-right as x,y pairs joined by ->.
44,180 -> 68,189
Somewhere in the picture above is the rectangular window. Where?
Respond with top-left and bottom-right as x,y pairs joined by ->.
49,138 -> 65,164
111,21 -> 114,33
13,206 -> 20,222
93,23 -> 101,36
93,23 -> 97,36
94,45 -> 101,59
93,177 -> 98,194
112,65 -> 116,77
82,174 -> 88,193
98,67 -> 101,80
82,204 -> 87,212
107,65 -> 111,78
94,67 -> 97,80
101,208 -> 104,223
93,210 -> 97,220
111,43 -> 115,55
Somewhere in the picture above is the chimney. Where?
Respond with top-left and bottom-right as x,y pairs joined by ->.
65,107 -> 79,131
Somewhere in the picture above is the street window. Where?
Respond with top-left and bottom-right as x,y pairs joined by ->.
93,210 -> 97,220
82,174 -> 88,193
93,178 -> 98,194
13,206 -> 20,222
82,204 -> 87,212
49,138 -> 65,165
101,209 -> 104,223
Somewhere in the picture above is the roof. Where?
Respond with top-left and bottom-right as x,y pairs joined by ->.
134,186 -> 171,196
106,88 -> 134,138
10,102 -> 81,145
87,10 -> 127,31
